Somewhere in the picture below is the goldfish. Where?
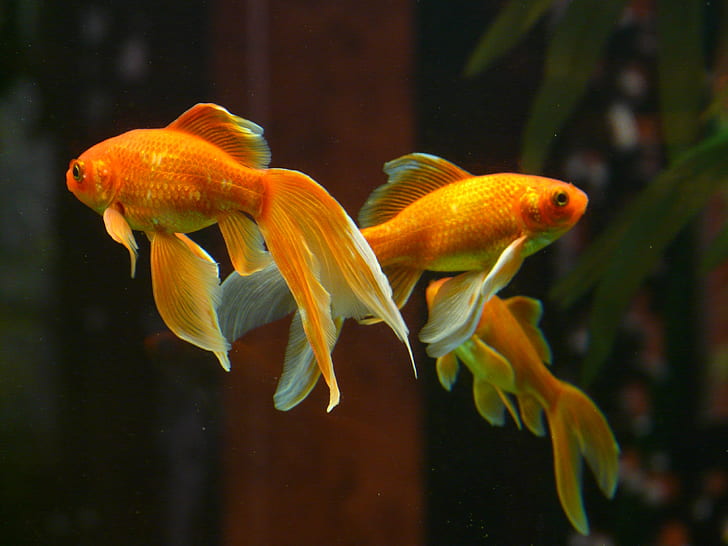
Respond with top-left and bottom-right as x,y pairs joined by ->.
359,153 -> 588,357
426,278 -> 620,535
219,153 -> 587,411
66,103 -> 413,411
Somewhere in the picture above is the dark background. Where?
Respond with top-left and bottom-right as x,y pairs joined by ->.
1,1 -> 726,545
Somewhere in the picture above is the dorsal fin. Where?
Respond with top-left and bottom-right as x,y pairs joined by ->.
504,296 -> 553,365
167,103 -> 271,169
358,153 -> 472,227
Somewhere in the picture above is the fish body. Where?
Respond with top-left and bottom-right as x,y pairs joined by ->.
71,128 -> 264,234
427,278 -> 620,536
67,103 -> 413,411
360,153 -> 588,356
363,173 -> 578,272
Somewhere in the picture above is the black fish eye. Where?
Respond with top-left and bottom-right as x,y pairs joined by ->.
552,190 -> 569,207
72,161 -> 83,182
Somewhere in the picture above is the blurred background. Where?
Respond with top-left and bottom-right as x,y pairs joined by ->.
1,1 -> 726,544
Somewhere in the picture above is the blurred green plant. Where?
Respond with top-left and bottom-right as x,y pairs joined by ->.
465,0 -> 728,383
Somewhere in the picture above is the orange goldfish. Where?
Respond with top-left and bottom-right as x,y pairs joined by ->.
66,103 -> 413,411
359,153 -> 588,357
219,153 -> 586,411
426,278 -> 619,535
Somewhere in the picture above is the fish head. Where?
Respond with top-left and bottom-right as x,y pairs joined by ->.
66,144 -> 118,214
518,178 -> 588,237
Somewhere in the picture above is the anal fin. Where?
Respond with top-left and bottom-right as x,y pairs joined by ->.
218,211 -> 272,275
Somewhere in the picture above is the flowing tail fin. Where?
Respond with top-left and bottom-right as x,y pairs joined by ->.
256,168 -> 414,411
545,381 -> 620,535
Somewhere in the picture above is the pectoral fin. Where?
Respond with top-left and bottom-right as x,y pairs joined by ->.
420,270 -> 488,357
103,206 -> 139,278
149,232 -> 230,370
421,236 -> 527,357
478,235 -> 527,301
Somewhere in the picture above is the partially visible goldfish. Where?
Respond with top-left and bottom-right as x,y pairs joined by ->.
66,103 -> 413,411
360,153 -> 588,357
219,153 -> 587,411
426,278 -> 619,536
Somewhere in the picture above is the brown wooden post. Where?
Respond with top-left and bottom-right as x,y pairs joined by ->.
212,1 -> 423,544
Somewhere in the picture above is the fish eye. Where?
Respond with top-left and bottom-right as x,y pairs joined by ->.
552,190 -> 569,207
72,161 -> 83,182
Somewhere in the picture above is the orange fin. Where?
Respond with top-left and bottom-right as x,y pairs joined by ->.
167,103 -> 271,169
357,265 -> 422,325
504,296 -> 552,365
359,153 -> 472,227
218,211 -> 273,275
518,393 -> 546,437
472,379 -> 509,427
385,264 -> 423,309
219,264 -> 297,343
149,232 -> 230,371
460,337 -> 521,429
274,313 -> 344,411
421,236 -> 526,357
435,352 -> 460,391
546,381 -> 620,535
103,206 -> 139,278
259,168 -> 415,410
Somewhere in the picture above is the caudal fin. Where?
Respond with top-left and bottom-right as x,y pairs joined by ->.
256,168 -> 414,411
545,381 -> 619,535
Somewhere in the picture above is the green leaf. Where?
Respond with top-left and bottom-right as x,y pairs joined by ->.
520,0 -> 627,173
578,130 -> 728,384
463,0 -> 554,77
656,0 -> 706,159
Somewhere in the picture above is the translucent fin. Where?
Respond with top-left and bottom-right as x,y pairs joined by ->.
384,264 -> 423,309
504,296 -> 552,365
274,313 -> 344,411
259,168 -> 414,410
420,270 -> 488,357
477,235 -> 527,302
421,236 -> 526,357
218,211 -> 273,275
166,103 -> 271,169
459,337 -> 515,388
519,393 -> 546,437
547,381 -> 620,535
149,231 -> 230,370
358,265 -> 422,325
103,206 -> 139,278
472,379 -> 507,426
459,337 -> 521,429
218,263 -> 297,343
435,352 -> 460,391
359,153 -> 472,228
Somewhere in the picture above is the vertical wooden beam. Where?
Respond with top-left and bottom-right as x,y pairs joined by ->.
212,2 -> 422,544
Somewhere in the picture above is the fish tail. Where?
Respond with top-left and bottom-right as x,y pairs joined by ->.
256,168 -> 414,411
545,381 -> 620,535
